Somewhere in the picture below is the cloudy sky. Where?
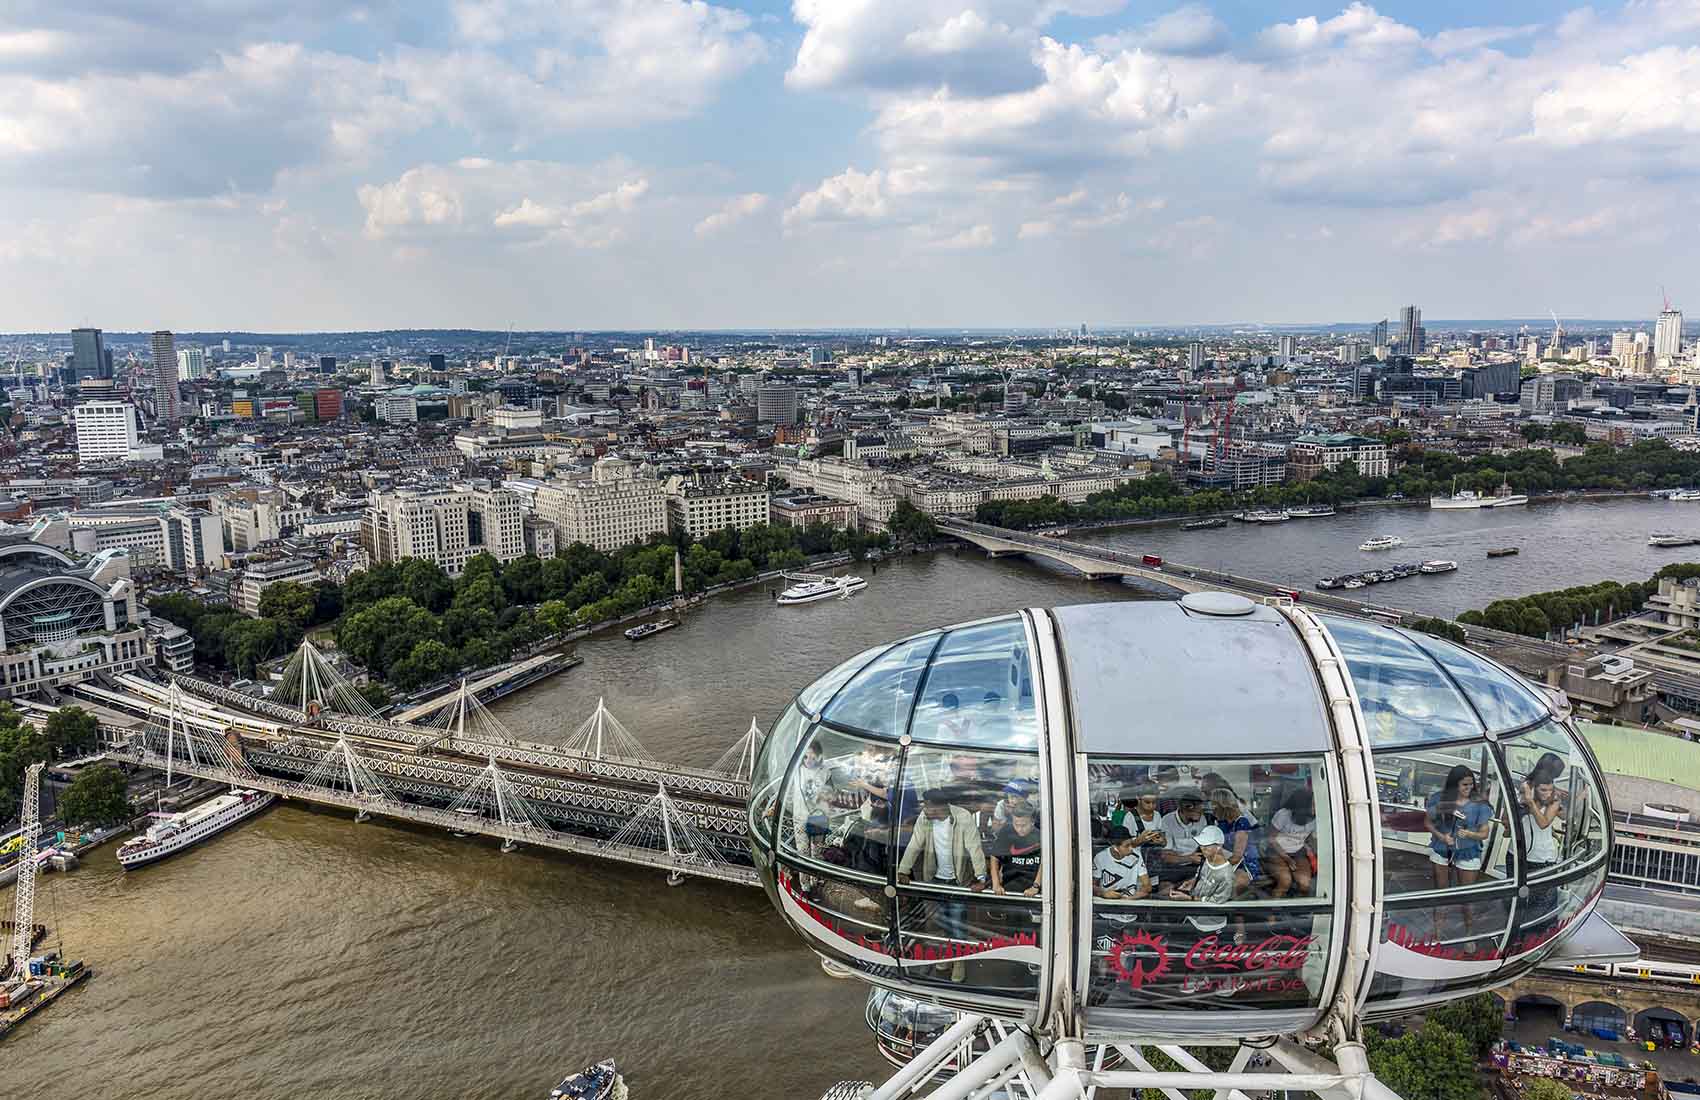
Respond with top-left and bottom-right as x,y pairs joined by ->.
4,0 -> 1698,331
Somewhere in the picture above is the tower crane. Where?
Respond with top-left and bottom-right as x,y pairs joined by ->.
8,762 -> 43,981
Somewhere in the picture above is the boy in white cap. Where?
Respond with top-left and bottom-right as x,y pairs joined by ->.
1170,825 -> 1240,937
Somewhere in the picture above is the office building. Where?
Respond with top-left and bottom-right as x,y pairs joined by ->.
73,402 -> 142,464
664,476 -> 770,538
428,354 -> 446,372
1371,320 -> 1389,349
67,504 -> 224,573
361,483 -> 526,576
319,356 -> 337,374
1277,335 -> 1297,362
177,346 -> 208,381
1656,308 -> 1684,360
534,458 -> 667,552
0,544 -> 150,699
236,558 -> 317,617
151,331 -> 182,422
375,393 -> 418,423
1186,342 -> 1205,374
1520,374 -> 1586,414
1460,361 -> 1522,400
214,487 -> 305,551
315,388 -> 344,421
70,327 -> 105,383
370,360 -> 386,386
1287,433 -> 1390,480
1398,306 -> 1423,355
756,384 -> 800,425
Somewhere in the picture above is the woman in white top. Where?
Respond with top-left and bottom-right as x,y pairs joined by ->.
1266,788 -> 1316,897
1521,753 -> 1566,871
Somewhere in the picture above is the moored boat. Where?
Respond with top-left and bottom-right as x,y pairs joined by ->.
1287,504 -> 1335,518
1179,517 -> 1227,530
1649,533 -> 1700,548
1419,560 -> 1458,574
623,619 -> 677,641
1246,509 -> 1291,523
117,789 -> 275,870
777,575 -> 868,605
1671,489 -> 1700,502
549,1060 -> 626,1100
1486,547 -> 1520,558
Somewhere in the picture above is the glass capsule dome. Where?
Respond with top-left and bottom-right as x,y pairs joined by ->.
749,596 -> 1624,1039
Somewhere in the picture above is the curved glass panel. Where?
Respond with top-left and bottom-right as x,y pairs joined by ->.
750,703 -> 808,843
1406,632 -> 1551,733
822,633 -> 942,736
1368,892 -> 1514,1003
778,725 -> 897,884
799,642 -> 892,716
893,889 -> 1042,996
1503,722 -> 1607,879
1508,864 -> 1605,959
1085,757 -> 1333,900
1374,743 -> 1512,896
1322,616 -> 1482,746
1088,907 -> 1332,1011
907,617 -> 1039,748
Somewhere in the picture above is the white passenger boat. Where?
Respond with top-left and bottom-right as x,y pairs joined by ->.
777,575 -> 868,605
1419,560 -> 1458,573
117,788 -> 275,869
1670,489 -> 1700,502
1649,533 -> 1700,548
1429,477 -> 1528,509
1287,505 -> 1335,518
1359,535 -> 1403,551
1245,510 -> 1291,523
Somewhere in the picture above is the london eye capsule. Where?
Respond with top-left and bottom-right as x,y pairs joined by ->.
749,595 -> 1635,1094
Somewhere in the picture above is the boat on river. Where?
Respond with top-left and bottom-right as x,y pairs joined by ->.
1243,510 -> 1290,523
1649,533 -> 1700,548
1487,547 -> 1520,558
1287,505 -> 1336,518
1179,517 -> 1227,530
1420,560 -> 1458,574
1359,535 -> 1402,551
777,574 -> 868,605
117,789 -> 274,870
623,619 -> 677,641
1671,489 -> 1700,502
1430,476 -> 1527,510
548,1060 -> 626,1100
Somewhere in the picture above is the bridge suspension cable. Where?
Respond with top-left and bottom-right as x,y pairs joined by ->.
601,782 -> 734,885
709,717 -> 764,780
271,641 -> 380,719
446,756 -> 552,852
565,697 -> 650,761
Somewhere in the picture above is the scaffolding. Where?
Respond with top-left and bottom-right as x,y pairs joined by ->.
7,762 -> 42,981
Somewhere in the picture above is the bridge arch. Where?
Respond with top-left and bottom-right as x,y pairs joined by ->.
1633,1006 -> 1694,1047
1571,999 -> 1628,1038
1511,993 -> 1568,1030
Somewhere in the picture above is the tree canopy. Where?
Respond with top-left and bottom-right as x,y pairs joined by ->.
58,764 -> 131,828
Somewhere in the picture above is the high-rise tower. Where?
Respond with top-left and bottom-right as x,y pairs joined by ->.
70,328 -> 104,383
151,330 -> 182,422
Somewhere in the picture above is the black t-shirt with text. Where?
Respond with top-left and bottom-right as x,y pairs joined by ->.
991,825 -> 1042,891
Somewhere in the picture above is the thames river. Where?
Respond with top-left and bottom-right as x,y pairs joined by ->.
6,496 -> 1695,1099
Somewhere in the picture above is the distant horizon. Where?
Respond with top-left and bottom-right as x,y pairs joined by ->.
0,317 -> 1681,343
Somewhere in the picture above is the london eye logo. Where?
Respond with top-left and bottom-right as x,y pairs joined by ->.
1109,929 -> 1170,989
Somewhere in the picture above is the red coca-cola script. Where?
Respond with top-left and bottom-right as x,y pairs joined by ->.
1183,934 -> 1315,972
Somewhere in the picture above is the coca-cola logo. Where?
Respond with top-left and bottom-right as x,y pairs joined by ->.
1184,934 -> 1315,972
1109,930 -> 1316,992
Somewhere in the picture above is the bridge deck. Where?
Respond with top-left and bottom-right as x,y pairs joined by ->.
115,741 -> 758,887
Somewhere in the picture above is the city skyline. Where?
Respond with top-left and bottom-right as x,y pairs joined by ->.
4,1 -> 1698,331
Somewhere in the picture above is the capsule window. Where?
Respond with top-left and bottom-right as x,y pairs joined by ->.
1503,721 -> 1607,880
1323,616 -> 1482,746
749,703 -> 808,843
906,617 -> 1039,749
1374,743 -> 1514,897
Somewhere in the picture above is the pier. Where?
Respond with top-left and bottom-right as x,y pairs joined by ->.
391,650 -> 582,724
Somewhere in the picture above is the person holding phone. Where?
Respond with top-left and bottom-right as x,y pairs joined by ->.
1426,765 -> 1494,889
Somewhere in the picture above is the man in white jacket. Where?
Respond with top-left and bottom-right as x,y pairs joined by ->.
897,789 -> 989,982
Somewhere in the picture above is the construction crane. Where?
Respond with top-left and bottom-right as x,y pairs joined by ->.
1550,310 -> 1565,349
8,762 -> 43,981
